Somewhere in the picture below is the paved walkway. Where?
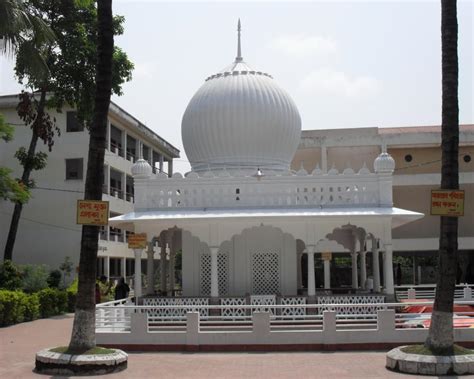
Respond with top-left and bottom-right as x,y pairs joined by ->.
0,314 -> 467,378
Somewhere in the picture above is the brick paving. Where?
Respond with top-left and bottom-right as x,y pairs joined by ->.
0,314 -> 466,378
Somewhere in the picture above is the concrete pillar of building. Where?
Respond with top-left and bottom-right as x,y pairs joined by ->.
372,242 -> 381,293
133,249 -> 143,298
168,159 -> 173,176
307,246 -> 316,297
384,244 -> 394,295
351,252 -> 358,289
159,154 -> 164,174
168,236 -> 175,295
146,241 -> 155,295
210,247 -> 219,298
297,252 -> 303,290
321,144 -> 328,173
122,257 -> 127,280
159,235 -> 167,294
360,251 -> 367,290
104,256 -> 110,280
323,257 -> 331,290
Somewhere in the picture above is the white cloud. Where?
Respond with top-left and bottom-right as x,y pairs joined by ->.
132,62 -> 157,79
298,68 -> 380,98
270,34 -> 338,58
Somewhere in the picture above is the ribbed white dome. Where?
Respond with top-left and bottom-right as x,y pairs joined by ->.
182,25 -> 301,174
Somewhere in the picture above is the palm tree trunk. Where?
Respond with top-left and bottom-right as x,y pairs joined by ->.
425,0 -> 459,352
3,89 -> 46,261
68,0 -> 114,351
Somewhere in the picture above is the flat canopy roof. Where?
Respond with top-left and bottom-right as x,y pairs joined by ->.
109,207 -> 424,230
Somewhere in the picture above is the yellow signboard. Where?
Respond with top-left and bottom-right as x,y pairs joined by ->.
430,190 -> 464,217
76,200 -> 109,226
321,252 -> 332,261
128,233 -> 148,249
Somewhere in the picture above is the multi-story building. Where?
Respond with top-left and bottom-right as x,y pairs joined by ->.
292,125 -> 474,284
0,94 -> 179,280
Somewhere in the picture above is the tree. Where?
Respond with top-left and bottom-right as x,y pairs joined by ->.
0,0 -> 55,76
3,0 -> 133,261
425,0 -> 459,353
68,0 -> 114,351
0,114 -> 30,203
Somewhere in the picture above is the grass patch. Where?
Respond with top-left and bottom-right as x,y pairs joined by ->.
402,344 -> 474,356
50,346 -> 116,355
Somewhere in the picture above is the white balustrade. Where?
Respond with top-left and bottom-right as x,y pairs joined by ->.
134,170 -> 382,211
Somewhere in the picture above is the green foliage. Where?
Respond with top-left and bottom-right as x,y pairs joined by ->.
37,288 -> 67,317
20,264 -> 49,293
47,269 -> 62,288
0,260 -> 23,290
0,114 -> 31,204
0,167 -> 30,203
59,256 -> 74,287
15,0 -> 133,126
23,292 -> 40,321
14,147 -> 47,170
0,114 -> 14,141
0,290 -> 27,326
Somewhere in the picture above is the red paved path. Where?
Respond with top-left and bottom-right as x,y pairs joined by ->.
0,314 -> 466,378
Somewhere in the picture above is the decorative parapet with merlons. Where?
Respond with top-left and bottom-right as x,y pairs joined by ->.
131,153 -> 395,212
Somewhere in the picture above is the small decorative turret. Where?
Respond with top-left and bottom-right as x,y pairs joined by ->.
131,159 -> 152,179
131,142 -> 152,179
374,145 -> 395,174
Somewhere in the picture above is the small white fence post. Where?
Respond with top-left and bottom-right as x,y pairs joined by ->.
463,286 -> 472,300
323,311 -> 337,342
252,312 -> 270,339
186,311 -> 200,346
377,309 -> 396,333
130,312 -> 147,339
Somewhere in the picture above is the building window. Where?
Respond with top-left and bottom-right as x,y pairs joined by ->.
463,154 -> 471,163
404,154 -> 413,163
65,158 -> 83,180
66,112 -> 84,132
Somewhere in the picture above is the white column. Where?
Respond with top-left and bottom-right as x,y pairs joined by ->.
104,256 -> 110,279
121,257 -> 126,280
106,120 -> 111,150
384,244 -> 394,295
159,154 -> 164,173
168,159 -> 173,176
372,243 -> 381,292
360,251 -> 367,290
210,247 -> 219,298
133,249 -> 143,298
307,246 -> 316,296
146,242 -> 155,295
351,252 -> 358,289
323,258 -> 331,289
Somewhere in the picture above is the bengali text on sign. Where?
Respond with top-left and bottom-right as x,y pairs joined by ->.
430,190 -> 464,217
76,200 -> 109,226
128,233 -> 148,249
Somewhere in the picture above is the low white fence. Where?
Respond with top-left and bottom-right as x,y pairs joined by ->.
395,284 -> 473,300
95,300 -> 474,348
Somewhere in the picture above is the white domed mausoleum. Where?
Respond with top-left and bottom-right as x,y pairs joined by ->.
104,21 -> 427,350
182,23 -> 301,174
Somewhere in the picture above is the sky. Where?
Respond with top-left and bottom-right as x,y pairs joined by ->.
0,0 -> 472,173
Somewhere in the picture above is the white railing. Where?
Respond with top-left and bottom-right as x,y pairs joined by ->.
96,300 -> 474,347
395,284 -> 474,300
134,171 -> 383,211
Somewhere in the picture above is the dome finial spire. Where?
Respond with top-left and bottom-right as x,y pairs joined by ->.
235,18 -> 243,62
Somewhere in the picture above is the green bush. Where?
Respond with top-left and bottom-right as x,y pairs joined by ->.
20,264 -> 49,293
22,293 -> 40,321
66,278 -> 78,312
47,269 -> 62,288
37,288 -> 67,318
0,290 -> 27,326
0,261 -> 22,291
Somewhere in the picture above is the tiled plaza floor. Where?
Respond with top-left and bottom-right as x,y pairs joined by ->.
0,314 -> 467,378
